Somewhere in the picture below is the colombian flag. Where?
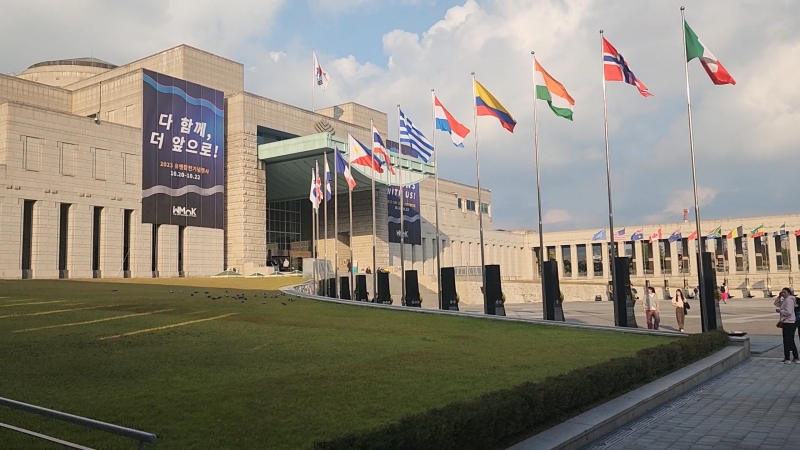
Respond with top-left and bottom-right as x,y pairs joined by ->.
474,79 -> 516,132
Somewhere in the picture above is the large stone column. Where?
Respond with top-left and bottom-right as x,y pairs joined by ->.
768,237 -> 779,274
746,236 -> 757,275
0,198 -> 22,279
789,235 -> 799,275
32,201 -> 59,279
67,204 -> 93,279
100,207 -> 124,278
633,242 -> 644,278
570,244 -> 578,279
726,238 -> 737,275
653,242 -> 662,277
601,242 -> 609,280
157,224 -> 179,277
669,240 -> 680,277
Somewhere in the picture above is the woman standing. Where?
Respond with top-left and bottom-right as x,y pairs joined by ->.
775,287 -> 798,364
672,289 -> 686,332
643,286 -> 660,330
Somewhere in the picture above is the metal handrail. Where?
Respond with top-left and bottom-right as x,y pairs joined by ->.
0,396 -> 156,449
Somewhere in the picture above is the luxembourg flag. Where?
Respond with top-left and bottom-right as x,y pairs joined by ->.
348,133 -> 383,173
433,93 -> 470,148
372,125 -> 395,175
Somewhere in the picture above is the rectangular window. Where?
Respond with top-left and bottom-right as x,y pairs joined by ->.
21,200 -> 35,274
755,237 -> 768,271
59,203 -> 70,277
151,224 -> 159,275
123,210 -> 132,274
592,243 -> 603,276
123,153 -> 138,185
625,242 -> 636,275
735,237 -> 744,271
60,142 -> 77,176
92,206 -> 103,275
660,240 -> 671,275
561,245 -> 572,277
465,200 -> 476,211
576,244 -> 587,277
533,246 -> 542,277
178,226 -> 185,276
480,203 -> 489,214
457,198 -> 462,209
93,148 -> 108,181
23,136 -> 43,172
641,241 -> 653,275
547,246 -> 556,262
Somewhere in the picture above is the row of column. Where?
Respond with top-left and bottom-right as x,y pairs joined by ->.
391,239 -> 529,278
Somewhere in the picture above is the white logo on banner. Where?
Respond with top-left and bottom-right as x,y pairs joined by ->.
172,206 -> 197,217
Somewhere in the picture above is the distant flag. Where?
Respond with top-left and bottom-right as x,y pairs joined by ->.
614,228 -> 626,242
668,229 -> 682,243
315,160 -> 323,203
706,226 -> 722,239
649,228 -> 663,243
371,125 -> 395,175
631,229 -> 644,241
313,51 -> 331,91
474,79 -> 517,132
684,20 -> 736,86
726,226 -> 743,239
399,109 -> 434,162
773,223 -> 786,237
534,59 -> 575,120
687,230 -> 698,240
324,156 -> 332,201
334,146 -> 356,191
751,224 -> 765,238
591,229 -> 606,241
433,93 -> 470,147
309,167 -> 320,210
602,37 -> 652,97
348,133 -> 383,173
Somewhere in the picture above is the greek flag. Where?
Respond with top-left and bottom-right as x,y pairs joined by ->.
399,108 -> 434,163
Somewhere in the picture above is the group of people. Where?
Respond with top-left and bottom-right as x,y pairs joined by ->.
642,287 -> 691,332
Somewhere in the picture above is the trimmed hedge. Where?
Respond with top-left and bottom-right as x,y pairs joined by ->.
314,330 -> 730,450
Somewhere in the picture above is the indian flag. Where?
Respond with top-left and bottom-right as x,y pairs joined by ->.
684,20 -> 736,86
534,60 -> 574,120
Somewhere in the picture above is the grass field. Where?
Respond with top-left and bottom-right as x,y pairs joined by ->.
0,278 -> 672,449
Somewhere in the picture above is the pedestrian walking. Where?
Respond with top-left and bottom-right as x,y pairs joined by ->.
643,286 -> 660,330
775,287 -> 798,364
720,283 -> 728,304
672,288 -> 686,332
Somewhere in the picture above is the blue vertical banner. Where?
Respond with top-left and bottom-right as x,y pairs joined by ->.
388,183 -> 421,245
141,69 -> 224,229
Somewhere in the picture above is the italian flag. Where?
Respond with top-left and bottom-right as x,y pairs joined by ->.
534,60 -> 574,120
684,21 -> 736,85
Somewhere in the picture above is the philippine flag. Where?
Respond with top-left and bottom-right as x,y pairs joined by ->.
348,133 -> 383,173
433,93 -> 470,148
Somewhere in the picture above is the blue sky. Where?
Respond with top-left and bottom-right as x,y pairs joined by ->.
1,0 -> 799,232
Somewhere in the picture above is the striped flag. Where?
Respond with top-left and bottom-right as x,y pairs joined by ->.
324,156 -> 332,201
534,59 -> 575,120
399,108 -> 434,163
684,20 -> 735,86
334,146 -> 356,191
726,226 -> 743,239
603,37 -> 652,97
474,79 -> 517,132
433,93 -> 470,147
614,228 -> 626,242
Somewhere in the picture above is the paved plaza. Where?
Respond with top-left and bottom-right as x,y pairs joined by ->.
582,351 -> 799,450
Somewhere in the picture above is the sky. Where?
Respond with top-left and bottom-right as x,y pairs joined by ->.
1,0 -> 798,233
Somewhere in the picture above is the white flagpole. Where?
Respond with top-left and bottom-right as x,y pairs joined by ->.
397,105 -> 406,303
323,151 -> 329,297
312,167 -> 318,294
334,147 -> 340,299
471,72 -> 488,312
311,50 -> 315,112
680,6 -> 707,316
531,52 -> 547,318
431,89 -> 442,308
600,30 -> 618,306
348,145 -> 355,298
370,119 -> 378,299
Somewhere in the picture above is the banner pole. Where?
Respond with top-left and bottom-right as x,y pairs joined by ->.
397,105 -> 406,304
432,89 -> 442,308
531,51 -> 547,318
600,29 -> 618,307
680,6 -> 707,325
348,143 -> 354,299
370,119 -> 378,300
323,151 -> 329,297
334,145 -> 339,299
471,72 -> 487,313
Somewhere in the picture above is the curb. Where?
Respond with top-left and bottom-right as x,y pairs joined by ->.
282,284 -> 687,338
506,339 -> 750,450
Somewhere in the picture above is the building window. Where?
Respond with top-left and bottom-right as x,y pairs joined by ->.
480,203 -> 489,214
576,244 -> 587,277
457,198 -> 462,209
592,243 -> 603,276
268,200 -> 302,252
465,200 -> 476,211
561,245 -> 572,277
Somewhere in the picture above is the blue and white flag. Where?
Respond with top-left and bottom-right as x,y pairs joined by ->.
399,108 -> 434,163
591,229 -> 606,241
324,155 -> 332,201
630,229 -> 644,241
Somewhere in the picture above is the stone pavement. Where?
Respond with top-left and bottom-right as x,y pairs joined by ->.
582,352 -> 800,450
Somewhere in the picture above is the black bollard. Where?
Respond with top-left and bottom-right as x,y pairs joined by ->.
404,270 -> 421,307
484,264 -> 504,316
377,271 -> 391,304
355,274 -> 368,301
339,276 -> 351,300
440,267 -> 459,311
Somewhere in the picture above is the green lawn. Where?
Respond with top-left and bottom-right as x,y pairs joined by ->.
0,279 -> 671,449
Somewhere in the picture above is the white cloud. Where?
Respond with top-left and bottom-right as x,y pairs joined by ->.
269,51 -> 287,63
543,209 -> 572,224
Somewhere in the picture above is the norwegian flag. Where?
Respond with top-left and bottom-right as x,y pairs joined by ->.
603,37 -> 652,97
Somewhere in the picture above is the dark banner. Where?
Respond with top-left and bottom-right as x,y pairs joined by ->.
388,183 -> 421,245
142,69 -> 224,229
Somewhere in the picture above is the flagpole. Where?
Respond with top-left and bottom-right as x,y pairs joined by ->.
531,52 -> 547,318
347,144 -> 354,299
311,49 -> 315,112
323,151 -> 329,297
334,147 -> 339,299
600,29 -> 618,306
397,105 -> 406,304
432,89 -> 442,308
370,119 -> 377,299
471,72 -> 488,313
680,6 -> 707,309
312,167 -> 318,294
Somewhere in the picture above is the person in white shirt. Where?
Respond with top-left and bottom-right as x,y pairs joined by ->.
671,289 -> 686,332
643,286 -> 660,330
